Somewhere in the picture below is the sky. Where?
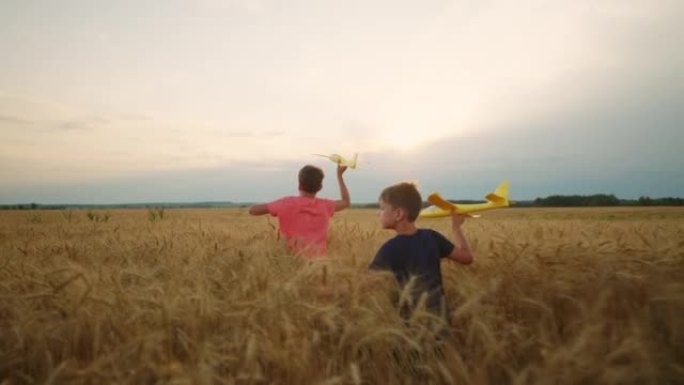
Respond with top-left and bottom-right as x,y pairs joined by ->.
1,0 -> 683,204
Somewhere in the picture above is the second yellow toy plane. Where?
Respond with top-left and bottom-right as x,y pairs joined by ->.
313,153 -> 359,169
419,181 -> 511,218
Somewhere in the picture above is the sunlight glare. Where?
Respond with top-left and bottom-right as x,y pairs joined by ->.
385,133 -> 423,152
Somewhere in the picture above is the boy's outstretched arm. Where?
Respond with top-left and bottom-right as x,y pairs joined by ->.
334,165 -> 350,211
249,204 -> 269,216
448,214 -> 474,264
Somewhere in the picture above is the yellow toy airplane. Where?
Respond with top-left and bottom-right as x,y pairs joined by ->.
313,152 -> 359,169
419,181 -> 510,218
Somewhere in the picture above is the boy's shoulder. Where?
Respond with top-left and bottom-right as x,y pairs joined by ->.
416,228 -> 437,234
268,195 -> 295,206
270,195 -> 336,212
385,228 -> 449,249
383,229 -> 436,245
411,228 -> 441,238
276,196 -> 333,203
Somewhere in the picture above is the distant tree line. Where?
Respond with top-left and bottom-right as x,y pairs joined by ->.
0,202 -> 241,210
528,194 -> 684,207
0,203 -> 41,210
2,195 -> 684,210
631,196 -> 684,206
532,194 -> 620,207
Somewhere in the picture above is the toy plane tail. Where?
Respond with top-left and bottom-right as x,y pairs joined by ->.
485,181 -> 509,204
349,153 -> 358,168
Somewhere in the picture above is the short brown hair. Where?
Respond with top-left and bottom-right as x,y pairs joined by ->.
380,182 -> 422,222
298,165 -> 324,194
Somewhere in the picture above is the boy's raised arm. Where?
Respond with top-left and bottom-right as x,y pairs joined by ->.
249,204 -> 269,216
448,214 -> 474,264
334,165 -> 350,211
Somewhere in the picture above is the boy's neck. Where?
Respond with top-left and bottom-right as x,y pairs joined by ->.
299,191 -> 316,198
394,221 -> 417,236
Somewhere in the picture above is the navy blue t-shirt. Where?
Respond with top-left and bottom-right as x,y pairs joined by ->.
369,229 -> 454,314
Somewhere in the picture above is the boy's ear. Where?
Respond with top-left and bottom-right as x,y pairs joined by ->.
394,207 -> 407,222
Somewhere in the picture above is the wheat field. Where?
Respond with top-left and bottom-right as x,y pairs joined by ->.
1,207 -> 682,384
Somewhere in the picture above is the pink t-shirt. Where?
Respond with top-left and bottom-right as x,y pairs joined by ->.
267,196 -> 336,257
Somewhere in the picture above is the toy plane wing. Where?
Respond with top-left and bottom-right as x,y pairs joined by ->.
419,181 -> 510,218
313,152 -> 358,169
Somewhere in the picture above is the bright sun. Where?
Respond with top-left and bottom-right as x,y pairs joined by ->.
385,134 -> 422,151
381,121 -> 443,152
379,111 -> 457,152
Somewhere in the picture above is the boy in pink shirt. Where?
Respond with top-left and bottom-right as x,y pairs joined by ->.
249,164 -> 350,257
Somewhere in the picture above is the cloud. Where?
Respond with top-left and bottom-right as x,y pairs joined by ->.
0,158 -> 300,204
216,129 -> 286,138
58,119 -> 106,132
197,0 -> 267,14
365,73 -> 684,200
0,114 -> 32,125
115,113 -> 152,122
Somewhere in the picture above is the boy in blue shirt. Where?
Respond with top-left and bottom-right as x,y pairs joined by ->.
369,182 -> 474,322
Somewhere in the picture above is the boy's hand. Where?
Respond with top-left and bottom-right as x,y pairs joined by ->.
337,165 -> 348,177
334,164 -> 350,211
451,213 -> 467,228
